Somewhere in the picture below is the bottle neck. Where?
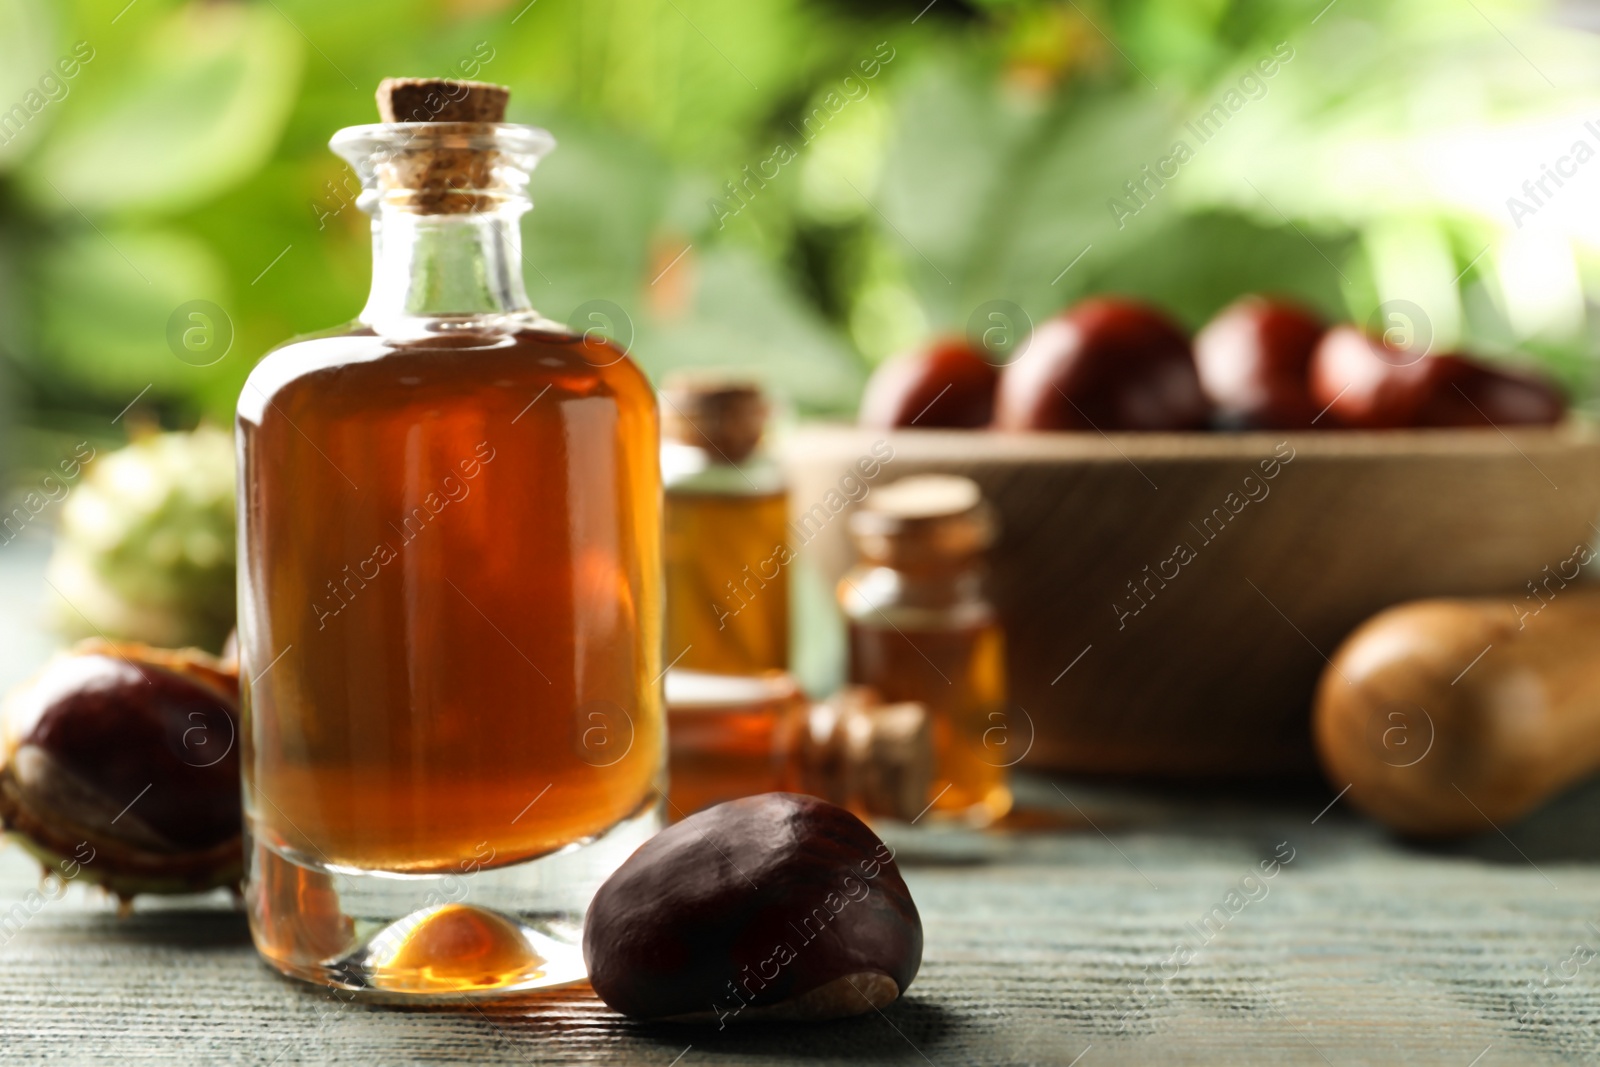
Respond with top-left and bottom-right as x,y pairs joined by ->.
360,203 -> 533,332
661,441 -> 786,495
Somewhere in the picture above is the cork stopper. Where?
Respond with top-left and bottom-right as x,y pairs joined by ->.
369,78 -> 512,214
839,695 -> 935,822
850,475 -> 996,568
660,375 -> 770,466
376,78 -> 509,123
802,687 -> 933,822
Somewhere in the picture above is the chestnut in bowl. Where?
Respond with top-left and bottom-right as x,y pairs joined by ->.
992,297 -> 1209,431
1194,296 -> 1326,429
859,338 -> 998,429
1412,357 -> 1565,427
583,792 -> 922,1024
1309,326 -> 1453,429
1310,326 -> 1565,429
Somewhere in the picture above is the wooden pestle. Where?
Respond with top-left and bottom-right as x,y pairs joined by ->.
1314,587 -> 1600,837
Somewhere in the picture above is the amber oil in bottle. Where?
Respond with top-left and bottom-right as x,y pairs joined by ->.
236,79 -> 663,999
839,475 -> 1012,825
662,377 -> 790,674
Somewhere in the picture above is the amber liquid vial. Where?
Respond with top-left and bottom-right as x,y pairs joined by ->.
236,84 -> 663,998
839,475 -> 1012,825
661,378 -> 790,674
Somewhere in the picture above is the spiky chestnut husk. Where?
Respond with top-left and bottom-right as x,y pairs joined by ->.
46,427 -> 236,653
0,640 -> 243,901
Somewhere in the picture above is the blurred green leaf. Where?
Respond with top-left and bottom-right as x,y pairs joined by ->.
0,0 -> 61,167
6,0 -> 1600,445
24,2 -> 302,214
1080,210 -> 1353,327
875,55 -> 1189,327
644,245 -> 865,415
31,227 -> 228,402
523,120 -> 673,316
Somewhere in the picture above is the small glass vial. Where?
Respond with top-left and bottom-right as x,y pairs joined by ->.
664,671 -> 931,822
839,475 -> 1012,826
235,79 -> 663,998
661,377 -> 790,674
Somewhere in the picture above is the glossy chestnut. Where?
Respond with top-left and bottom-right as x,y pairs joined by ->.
1310,326 -> 1565,429
0,640 -> 242,899
1307,325 -> 1443,429
583,792 -> 922,1024
992,297 -> 1209,431
859,339 -> 998,429
1412,357 -> 1565,427
1194,296 -> 1326,429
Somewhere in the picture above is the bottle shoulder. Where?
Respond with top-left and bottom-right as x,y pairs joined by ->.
662,442 -> 785,496
838,563 -> 995,627
237,319 -> 654,427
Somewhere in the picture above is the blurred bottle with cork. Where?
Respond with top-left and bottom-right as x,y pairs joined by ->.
839,475 -> 1014,826
660,375 -> 934,824
661,375 -> 790,674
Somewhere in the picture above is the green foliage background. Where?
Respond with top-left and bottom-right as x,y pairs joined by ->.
4,0 -> 1600,480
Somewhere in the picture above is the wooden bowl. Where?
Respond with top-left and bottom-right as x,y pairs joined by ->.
781,423 -> 1600,778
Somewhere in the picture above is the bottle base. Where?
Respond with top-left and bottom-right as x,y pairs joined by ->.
928,783 -> 1013,829
245,798 -> 662,1002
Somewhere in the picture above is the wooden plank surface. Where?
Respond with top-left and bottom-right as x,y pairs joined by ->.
3,772 -> 1600,1065
6,502 -> 1600,1064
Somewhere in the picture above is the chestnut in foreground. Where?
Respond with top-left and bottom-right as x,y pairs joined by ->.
583,792 -> 922,1024
0,640 -> 242,900
992,297 -> 1209,431
859,339 -> 998,429
1194,296 -> 1326,429
1309,326 -> 1565,429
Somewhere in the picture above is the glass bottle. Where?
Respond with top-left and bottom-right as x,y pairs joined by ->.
235,79 -> 663,998
839,475 -> 1012,826
663,670 -> 930,821
661,377 -> 790,674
